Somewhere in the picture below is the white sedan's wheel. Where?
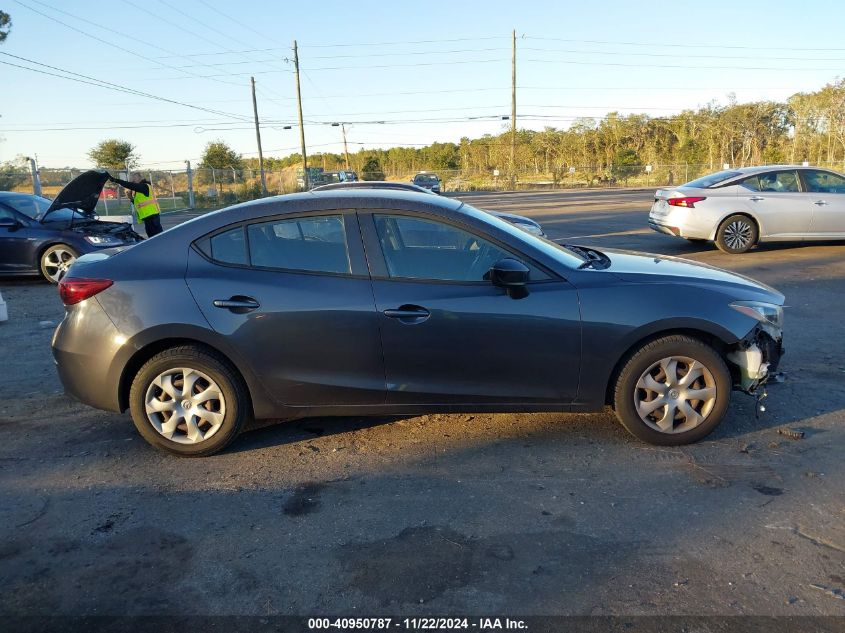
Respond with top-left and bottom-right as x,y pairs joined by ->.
716,215 -> 758,254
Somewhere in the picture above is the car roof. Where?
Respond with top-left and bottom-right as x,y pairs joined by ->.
0,191 -> 39,198
176,189 -> 464,231
730,165 -> 836,175
311,181 -> 434,194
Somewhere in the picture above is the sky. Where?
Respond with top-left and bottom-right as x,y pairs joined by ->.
1,0 -> 844,169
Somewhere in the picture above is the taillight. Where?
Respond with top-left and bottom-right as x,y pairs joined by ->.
667,196 -> 706,208
59,278 -> 113,306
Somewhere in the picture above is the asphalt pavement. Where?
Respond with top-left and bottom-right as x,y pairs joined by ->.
1,189 -> 843,620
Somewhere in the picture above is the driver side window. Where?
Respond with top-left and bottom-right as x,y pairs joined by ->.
373,214 -> 531,282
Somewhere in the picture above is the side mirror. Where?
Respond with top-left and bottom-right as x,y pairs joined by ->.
0,217 -> 21,229
489,258 -> 530,298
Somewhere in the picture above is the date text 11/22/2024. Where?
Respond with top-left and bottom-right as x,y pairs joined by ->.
307,618 -> 528,630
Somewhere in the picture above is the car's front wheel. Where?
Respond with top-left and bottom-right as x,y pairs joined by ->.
129,345 -> 251,456
612,335 -> 731,446
715,214 -> 758,253
40,244 -> 78,283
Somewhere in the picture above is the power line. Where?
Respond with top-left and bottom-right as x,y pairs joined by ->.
299,35 -> 507,48
524,58 -> 845,72
15,0 -> 244,87
156,47 -> 507,68
195,0 -> 289,45
0,52 -> 253,121
522,46 -> 845,63
154,0 -> 289,73
146,58 -> 507,79
524,35 -> 845,52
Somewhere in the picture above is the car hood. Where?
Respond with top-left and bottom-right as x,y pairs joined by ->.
44,169 -> 109,218
599,248 -> 784,303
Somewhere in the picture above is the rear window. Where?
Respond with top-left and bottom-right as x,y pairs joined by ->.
683,170 -> 741,189
247,215 -> 350,274
740,171 -> 799,193
196,216 -> 350,274
208,227 -> 248,265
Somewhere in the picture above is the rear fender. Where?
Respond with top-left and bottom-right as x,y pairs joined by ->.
112,324 -> 277,418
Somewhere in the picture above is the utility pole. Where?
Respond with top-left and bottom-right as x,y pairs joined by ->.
293,40 -> 308,190
27,157 -> 42,197
510,29 -> 517,190
185,160 -> 195,209
342,124 -> 351,170
250,76 -> 268,196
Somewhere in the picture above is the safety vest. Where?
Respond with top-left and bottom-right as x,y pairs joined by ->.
132,183 -> 161,221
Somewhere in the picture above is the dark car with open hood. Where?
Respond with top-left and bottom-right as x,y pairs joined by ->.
0,170 -> 143,283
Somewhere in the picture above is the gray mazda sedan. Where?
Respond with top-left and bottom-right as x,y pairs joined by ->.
52,189 -> 784,456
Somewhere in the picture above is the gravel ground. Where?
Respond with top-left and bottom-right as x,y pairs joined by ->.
0,190 -> 843,619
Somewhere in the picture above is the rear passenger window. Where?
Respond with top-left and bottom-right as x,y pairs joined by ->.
247,215 -> 350,274
740,171 -> 799,193
207,227 -> 248,265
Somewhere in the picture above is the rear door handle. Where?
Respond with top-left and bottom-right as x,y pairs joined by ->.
749,196 -> 765,202
383,305 -> 430,324
213,296 -> 260,313
813,199 -> 829,206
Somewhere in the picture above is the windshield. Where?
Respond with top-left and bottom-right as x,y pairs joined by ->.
1,194 -> 52,219
40,207 -> 89,223
414,174 -> 439,184
462,203 -> 586,268
683,170 -> 741,189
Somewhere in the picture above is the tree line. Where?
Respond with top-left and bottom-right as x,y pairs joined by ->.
4,78 -> 843,191
287,79 -> 845,181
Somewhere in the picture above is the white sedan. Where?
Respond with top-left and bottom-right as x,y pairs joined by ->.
648,165 -> 845,253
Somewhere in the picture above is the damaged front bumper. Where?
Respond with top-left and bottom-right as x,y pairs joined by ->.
726,324 -> 784,393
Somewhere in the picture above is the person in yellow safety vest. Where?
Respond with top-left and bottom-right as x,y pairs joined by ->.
107,172 -> 163,237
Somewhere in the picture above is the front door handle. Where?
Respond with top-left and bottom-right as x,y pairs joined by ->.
749,196 -> 765,202
813,199 -> 829,206
383,305 -> 430,324
213,296 -> 260,313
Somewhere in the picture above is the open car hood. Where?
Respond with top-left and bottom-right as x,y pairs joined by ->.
44,169 -> 109,218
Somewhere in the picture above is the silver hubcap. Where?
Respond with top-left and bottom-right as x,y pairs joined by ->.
144,368 -> 226,445
723,220 -> 753,250
634,356 -> 717,434
43,248 -> 76,282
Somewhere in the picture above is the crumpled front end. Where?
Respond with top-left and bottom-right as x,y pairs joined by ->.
726,324 -> 784,393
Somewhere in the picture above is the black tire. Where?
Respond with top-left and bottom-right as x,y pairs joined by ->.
612,335 -> 732,446
129,345 -> 251,457
39,244 -> 79,284
715,214 -> 758,253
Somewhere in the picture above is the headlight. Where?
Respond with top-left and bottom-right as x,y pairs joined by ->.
84,235 -> 122,247
730,301 -> 783,329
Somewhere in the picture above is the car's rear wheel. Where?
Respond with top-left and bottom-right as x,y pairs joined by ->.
715,214 -> 758,253
40,244 -> 78,283
612,335 -> 731,446
129,345 -> 251,457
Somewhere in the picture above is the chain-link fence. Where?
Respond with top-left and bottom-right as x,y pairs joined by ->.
3,162 -> 844,215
